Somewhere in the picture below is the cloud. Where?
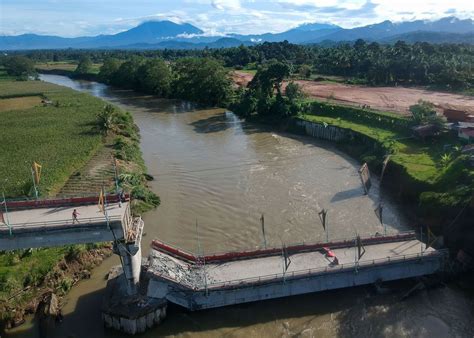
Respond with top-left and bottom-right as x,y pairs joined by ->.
1,0 -> 473,37
211,0 -> 241,10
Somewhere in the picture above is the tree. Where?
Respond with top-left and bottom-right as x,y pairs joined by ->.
298,64 -> 312,79
409,100 -> 445,128
111,57 -> 143,88
3,56 -> 36,78
137,59 -> 172,97
285,81 -> 304,101
96,104 -> 117,136
172,57 -> 233,106
249,61 -> 290,97
99,57 -> 120,83
74,56 -> 92,75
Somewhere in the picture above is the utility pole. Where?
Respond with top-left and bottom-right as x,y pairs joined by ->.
260,214 -> 267,249
112,157 -> 120,194
2,192 -> 11,236
420,226 -> 423,254
195,219 -> 208,293
374,203 -> 385,235
30,167 -> 39,200
318,209 -> 328,242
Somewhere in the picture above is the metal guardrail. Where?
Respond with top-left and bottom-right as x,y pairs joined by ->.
151,230 -> 416,261
153,249 -> 447,292
1,215 -> 123,232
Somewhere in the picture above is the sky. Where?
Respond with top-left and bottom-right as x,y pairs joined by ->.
0,0 -> 473,37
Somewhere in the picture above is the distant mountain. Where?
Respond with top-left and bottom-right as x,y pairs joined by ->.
82,21 -> 203,47
0,21 -> 203,50
384,31 -> 474,44
0,34 -> 95,50
230,22 -> 342,44
1,16 -> 473,50
306,17 -> 474,43
295,23 -> 341,32
116,38 -> 255,50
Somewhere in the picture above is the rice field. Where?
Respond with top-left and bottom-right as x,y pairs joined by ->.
0,79 -> 105,197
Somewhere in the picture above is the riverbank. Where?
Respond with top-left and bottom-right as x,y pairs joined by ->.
0,75 -> 158,331
285,103 -> 473,253
37,65 -> 473,239
13,74 -> 473,338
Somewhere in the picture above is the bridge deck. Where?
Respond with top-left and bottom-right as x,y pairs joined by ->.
0,202 -> 133,250
1,202 -> 128,233
148,239 -> 438,290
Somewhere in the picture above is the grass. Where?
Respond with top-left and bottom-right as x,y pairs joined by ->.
0,80 -> 62,98
0,247 -> 67,297
300,101 -> 473,223
301,107 -> 465,184
0,74 -> 158,321
0,96 -> 43,112
35,62 -> 102,74
0,78 -> 107,313
0,81 -> 105,197
0,71 -> 109,317
237,68 -> 257,75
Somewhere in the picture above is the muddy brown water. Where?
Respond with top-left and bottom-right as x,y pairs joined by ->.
6,75 -> 473,338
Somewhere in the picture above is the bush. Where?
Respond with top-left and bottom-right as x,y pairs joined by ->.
65,245 -> 85,262
59,277 -> 74,294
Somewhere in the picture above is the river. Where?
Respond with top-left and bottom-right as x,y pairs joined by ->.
6,74 -> 473,337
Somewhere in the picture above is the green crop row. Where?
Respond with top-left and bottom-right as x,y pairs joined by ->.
0,81 -> 105,197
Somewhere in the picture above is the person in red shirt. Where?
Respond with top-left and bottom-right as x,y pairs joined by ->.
72,209 -> 80,224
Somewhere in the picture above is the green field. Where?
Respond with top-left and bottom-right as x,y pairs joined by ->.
299,101 -> 473,206
35,61 -> 102,74
0,80 -> 105,197
0,77 -> 110,319
300,114 -> 443,183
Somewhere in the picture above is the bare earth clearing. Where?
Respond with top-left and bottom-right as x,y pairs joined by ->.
233,71 -> 474,115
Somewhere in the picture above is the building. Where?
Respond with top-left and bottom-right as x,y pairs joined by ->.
443,108 -> 474,123
457,122 -> 474,142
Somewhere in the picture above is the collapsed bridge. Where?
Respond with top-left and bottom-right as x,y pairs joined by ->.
0,195 -> 448,335
146,232 -> 447,310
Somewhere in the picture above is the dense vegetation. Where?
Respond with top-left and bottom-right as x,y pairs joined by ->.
98,56 -> 233,106
16,40 -> 474,92
2,55 -> 36,79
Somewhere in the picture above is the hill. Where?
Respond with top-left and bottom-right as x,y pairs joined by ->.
1,17 -> 473,50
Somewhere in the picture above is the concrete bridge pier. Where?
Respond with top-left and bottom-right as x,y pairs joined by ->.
114,241 -> 142,295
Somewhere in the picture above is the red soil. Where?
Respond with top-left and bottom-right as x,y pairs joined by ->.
232,71 -> 474,116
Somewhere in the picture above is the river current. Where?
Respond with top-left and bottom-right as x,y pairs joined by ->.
6,75 -> 472,338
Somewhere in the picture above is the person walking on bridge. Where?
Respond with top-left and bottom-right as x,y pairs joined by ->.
72,209 -> 80,224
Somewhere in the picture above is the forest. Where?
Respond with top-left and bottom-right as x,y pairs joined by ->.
13,39 -> 474,91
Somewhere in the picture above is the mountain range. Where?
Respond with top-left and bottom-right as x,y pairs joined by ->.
1,17 -> 473,50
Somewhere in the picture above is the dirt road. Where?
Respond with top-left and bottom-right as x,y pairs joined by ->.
232,71 -> 474,116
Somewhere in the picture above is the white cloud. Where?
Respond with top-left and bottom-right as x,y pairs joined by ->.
211,0 -> 242,10
1,0 -> 473,37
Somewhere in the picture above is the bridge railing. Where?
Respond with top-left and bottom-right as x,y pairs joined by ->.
1,215 -> 123,232
3,194 -> 130,210
151,230 -> 417,264
204,250 -> 447,290
155,249 -> 447,291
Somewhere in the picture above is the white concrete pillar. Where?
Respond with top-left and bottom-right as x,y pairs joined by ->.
115,242 -> 142,295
